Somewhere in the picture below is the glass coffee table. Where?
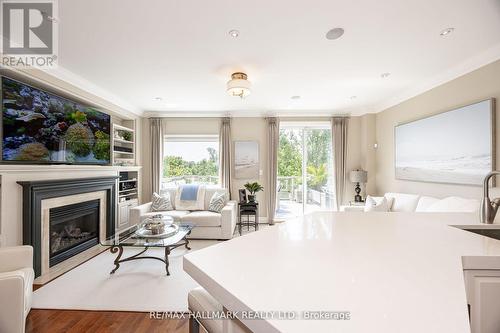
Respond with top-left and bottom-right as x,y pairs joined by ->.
101,222 -> 194,276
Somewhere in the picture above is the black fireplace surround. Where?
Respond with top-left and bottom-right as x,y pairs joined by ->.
18,177 -> 118,277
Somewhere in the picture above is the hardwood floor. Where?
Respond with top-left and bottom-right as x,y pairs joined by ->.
26,309 -> 188,333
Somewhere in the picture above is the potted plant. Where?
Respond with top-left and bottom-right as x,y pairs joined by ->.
244,182 -> 264,202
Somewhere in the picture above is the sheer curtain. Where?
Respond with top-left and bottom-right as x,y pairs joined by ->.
331,117 -> 349,210
219,117 -> 232,198
267,117 -> 280,224
150,118 -> 164,196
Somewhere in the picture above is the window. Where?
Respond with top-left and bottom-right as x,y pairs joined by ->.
162,135 -> 219,187
276,122 -> 334,218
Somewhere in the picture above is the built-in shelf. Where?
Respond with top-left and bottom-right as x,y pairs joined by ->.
119,179 -> 137,183
114,138 -> 134,144
119,188 -> 136,193
117,170 -> 140,233
113,151 -> 134,155
119,192 -> 137,196
112,123 -> 136,167
113,124 -> 135,133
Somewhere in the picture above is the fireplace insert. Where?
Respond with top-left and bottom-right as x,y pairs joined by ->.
49,199 -> 100,267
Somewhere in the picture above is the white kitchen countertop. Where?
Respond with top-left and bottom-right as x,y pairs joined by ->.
183,212 -> 500,333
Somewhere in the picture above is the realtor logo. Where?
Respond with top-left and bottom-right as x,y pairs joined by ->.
1,0 -> 58,68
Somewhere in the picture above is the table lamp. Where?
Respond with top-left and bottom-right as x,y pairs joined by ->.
349,170 -> 368,202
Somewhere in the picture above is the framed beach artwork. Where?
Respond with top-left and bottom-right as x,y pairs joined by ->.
234,141 -> 259,179
394,99 -> 496,186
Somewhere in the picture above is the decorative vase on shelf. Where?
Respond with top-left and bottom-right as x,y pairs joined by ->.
248,195 -> 256,202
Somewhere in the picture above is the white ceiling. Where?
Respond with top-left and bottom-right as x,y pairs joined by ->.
50,0 -> 500,117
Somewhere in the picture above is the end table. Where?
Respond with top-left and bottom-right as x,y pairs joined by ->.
238,201 -> 259,235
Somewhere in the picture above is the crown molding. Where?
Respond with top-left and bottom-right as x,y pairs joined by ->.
143,107 -> 363,118
44,66 -> 143,117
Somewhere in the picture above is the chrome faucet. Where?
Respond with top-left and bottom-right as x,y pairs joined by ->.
480,171 -> 500,224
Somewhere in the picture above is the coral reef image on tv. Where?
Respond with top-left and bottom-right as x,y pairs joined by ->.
1,77 -> 111,164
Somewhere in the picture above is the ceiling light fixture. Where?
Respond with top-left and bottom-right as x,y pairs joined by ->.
326,28 -> 345,40
380,72 -> 391,78
228,30 -> 240,38
227,72 -> 251,98
440,28 -> 455,36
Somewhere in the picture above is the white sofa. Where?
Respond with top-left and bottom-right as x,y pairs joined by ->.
0,246 -> 34,333
130,186 -> 238,240
343,192 -> 480,213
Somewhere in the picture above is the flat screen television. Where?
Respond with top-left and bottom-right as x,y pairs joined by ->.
1,76 -> 111,165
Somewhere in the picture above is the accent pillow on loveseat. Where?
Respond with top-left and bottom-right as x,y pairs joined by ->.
151,192 -> 173,212
208,192 -> 227,213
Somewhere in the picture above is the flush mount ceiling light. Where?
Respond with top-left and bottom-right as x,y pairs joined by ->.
228,29 -> 240,38
440,27 -> 455,36
380,72 -> 391,78
226,72 -> 251,98
326,28 -> 345,40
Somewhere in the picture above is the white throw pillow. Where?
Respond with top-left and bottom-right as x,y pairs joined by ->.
208,192 -> 227,213
384,192 -> 420,212
367,196 -> 394,211
364,195 -> 390,212
415,196 -> 440,212
425,196 -> 479,213
151,192 -> 173,212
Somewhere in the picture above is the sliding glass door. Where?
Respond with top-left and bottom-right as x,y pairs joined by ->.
276,123 -> 334,218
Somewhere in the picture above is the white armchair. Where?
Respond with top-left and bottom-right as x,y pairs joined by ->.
0,246 -> 34,333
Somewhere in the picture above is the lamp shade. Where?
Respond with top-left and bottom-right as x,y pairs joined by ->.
349,170 -> 367,183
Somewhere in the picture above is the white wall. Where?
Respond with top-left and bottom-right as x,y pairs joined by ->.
375,59 -> 500,199
140,116 -> 368,218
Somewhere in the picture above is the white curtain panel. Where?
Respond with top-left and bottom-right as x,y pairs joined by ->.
331,117 -> 349,210
267,117 -> 280,224
219,117 -> 232,198
150,118 -> 164,197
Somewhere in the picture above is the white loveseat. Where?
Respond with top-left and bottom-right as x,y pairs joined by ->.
343,192 -> 480,213
130,186 -> 238,240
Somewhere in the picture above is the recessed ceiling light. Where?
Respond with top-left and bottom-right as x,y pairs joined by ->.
380,73 -> 391,78
228,30 -> 239,38
440,28 -> 455,36
291,95 -> 301,100
326,28 -> 344,40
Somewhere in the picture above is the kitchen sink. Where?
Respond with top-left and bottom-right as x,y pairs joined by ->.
463,228 -> 500,241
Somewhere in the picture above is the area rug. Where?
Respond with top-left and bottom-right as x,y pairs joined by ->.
32,239 -> 219,312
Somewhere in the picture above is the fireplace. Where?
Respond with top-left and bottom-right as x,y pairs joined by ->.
49,199 -> 100,267
18,177 -> 118,278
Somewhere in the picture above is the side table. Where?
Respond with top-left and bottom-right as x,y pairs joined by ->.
238,201 -> 259,235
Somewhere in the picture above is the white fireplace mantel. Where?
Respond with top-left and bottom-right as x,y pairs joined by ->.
0,164 -> 141,173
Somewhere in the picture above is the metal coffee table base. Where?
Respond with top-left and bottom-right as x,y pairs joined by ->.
109,237 -> 191,276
